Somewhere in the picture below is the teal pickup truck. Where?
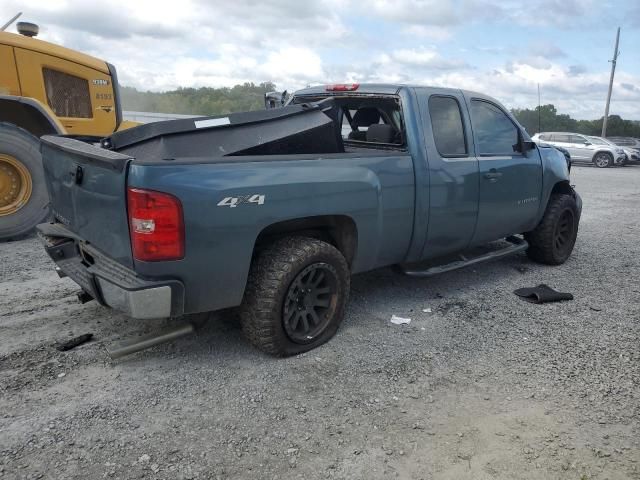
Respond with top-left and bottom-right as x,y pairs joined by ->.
37,83 -> 581,356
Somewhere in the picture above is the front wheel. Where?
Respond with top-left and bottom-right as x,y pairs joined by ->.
524,194 -> 579,265
239,236 -> 350,356
593,152 -> 613,168
0,123 -> 50,240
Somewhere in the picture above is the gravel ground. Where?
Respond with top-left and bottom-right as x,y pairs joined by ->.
1,165 -> 639,480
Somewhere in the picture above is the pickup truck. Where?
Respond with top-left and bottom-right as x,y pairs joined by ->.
37,83 -> 582,356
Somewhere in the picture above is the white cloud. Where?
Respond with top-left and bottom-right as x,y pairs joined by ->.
2,0 -> 638,118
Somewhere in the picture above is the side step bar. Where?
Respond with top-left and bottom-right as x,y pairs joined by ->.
400,236 -> 528,277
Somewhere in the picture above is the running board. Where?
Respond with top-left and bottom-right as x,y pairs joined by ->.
400,236 -> 528,277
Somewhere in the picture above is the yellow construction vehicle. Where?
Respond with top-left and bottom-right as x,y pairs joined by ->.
0,18 -> 137,240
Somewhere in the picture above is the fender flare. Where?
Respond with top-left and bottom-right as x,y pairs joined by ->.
0,95 -> 66,137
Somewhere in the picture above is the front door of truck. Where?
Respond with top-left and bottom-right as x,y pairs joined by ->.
466,97 -> 542,245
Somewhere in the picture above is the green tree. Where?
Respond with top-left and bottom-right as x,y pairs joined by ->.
512,105 -> 640,138
120,82 -> 278,116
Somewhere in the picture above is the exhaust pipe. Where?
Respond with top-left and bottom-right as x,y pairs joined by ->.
106,323 -> 195,360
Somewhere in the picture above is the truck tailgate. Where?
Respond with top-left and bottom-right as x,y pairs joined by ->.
40,136 -> 133,267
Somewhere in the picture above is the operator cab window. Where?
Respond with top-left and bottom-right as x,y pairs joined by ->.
42,67 -> 93,118
470,100 -> 518,156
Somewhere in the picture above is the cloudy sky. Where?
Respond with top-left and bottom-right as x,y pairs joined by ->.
3,0 -> 639,119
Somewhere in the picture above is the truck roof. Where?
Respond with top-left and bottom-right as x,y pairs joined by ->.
294,83 -> 487,100
0,31 -> 109,74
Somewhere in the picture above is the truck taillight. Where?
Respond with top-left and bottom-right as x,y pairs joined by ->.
127,187 -> 184,262
325,83 -> 359,91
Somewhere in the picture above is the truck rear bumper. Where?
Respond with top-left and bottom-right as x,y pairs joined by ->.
37,223 -> 184,319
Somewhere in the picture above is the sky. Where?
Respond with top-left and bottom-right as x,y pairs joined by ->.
2,0 -> 639,119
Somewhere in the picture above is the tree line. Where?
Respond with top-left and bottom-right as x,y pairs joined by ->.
512,104 -> 640,138
121,84 -> 640,138
120,82 -> 277,116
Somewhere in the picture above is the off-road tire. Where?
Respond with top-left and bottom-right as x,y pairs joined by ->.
524,194 -> 579,265
0,123 -> 50,241
593,152 -> 613,168
239,236 -> 350,356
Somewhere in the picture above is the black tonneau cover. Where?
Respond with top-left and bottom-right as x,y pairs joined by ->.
102,98 -> 343,161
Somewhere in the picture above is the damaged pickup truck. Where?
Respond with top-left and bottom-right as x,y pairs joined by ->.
38,83 -> 582,356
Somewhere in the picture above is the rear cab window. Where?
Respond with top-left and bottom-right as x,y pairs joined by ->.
291,94 -> 406,151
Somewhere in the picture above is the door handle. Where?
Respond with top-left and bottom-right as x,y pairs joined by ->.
484,170 -> 503,180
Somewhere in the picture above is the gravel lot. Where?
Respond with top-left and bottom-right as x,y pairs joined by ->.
1,165 -> 639,480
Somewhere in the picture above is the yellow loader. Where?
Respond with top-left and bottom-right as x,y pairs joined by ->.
0,18 -> 137,240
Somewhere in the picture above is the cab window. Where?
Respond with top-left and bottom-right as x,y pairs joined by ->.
42,67 -> 93,118
428,96 -> 467,157
470,100 -> 518,155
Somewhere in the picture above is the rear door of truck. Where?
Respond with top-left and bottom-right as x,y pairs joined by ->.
40,135 -> 133,267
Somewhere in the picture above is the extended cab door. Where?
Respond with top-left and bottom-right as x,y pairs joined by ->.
419,90 -> 479,259
465,96 -> 542,245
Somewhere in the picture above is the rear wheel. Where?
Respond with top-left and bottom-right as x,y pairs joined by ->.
239,236 -> 350,356
0,123 -> 50,240
524,194 -> 579,265
593,152 -> 613,168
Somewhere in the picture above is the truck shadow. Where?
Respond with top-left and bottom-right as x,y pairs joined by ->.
137,251 -> 540,362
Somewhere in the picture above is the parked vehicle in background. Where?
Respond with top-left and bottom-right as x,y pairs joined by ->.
37,84 -> 582,356
587,136 -> 631,165
532,132 -> 626,168
607,136 -> 640,164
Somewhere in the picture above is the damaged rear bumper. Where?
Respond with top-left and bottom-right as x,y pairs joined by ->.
37,223 -> 184,319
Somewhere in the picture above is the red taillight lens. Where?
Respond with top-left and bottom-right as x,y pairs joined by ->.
127,187 -> 184,262
325,83 -> 359,92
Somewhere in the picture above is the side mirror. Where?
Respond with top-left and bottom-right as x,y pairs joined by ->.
516,132 -> 536,152
584,142 -> 591,146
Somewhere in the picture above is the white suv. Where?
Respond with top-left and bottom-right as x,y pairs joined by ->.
532,132 -> 626,168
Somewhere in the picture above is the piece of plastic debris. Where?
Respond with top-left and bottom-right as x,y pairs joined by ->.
390,315 -> 411,325
422,307 -> 432,313
55,333 -> 93,351
57,372 -> 66,378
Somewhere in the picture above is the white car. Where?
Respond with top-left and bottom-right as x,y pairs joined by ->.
532,132 -> 626,168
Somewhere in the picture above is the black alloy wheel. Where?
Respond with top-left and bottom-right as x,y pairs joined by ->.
283,263 -> 339,344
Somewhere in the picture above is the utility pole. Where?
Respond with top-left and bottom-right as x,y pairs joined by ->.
602,27 -> 620,137
537,83 -> 541,134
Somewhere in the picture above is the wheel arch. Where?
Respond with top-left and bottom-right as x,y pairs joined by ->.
253,215 -> 358,267
550,180 -> 573,197
0,95 -> 66,138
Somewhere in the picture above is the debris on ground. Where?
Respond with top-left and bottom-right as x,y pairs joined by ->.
55,333 -> 93,351
390,315 -> 411,325
513,284 -> 574,304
